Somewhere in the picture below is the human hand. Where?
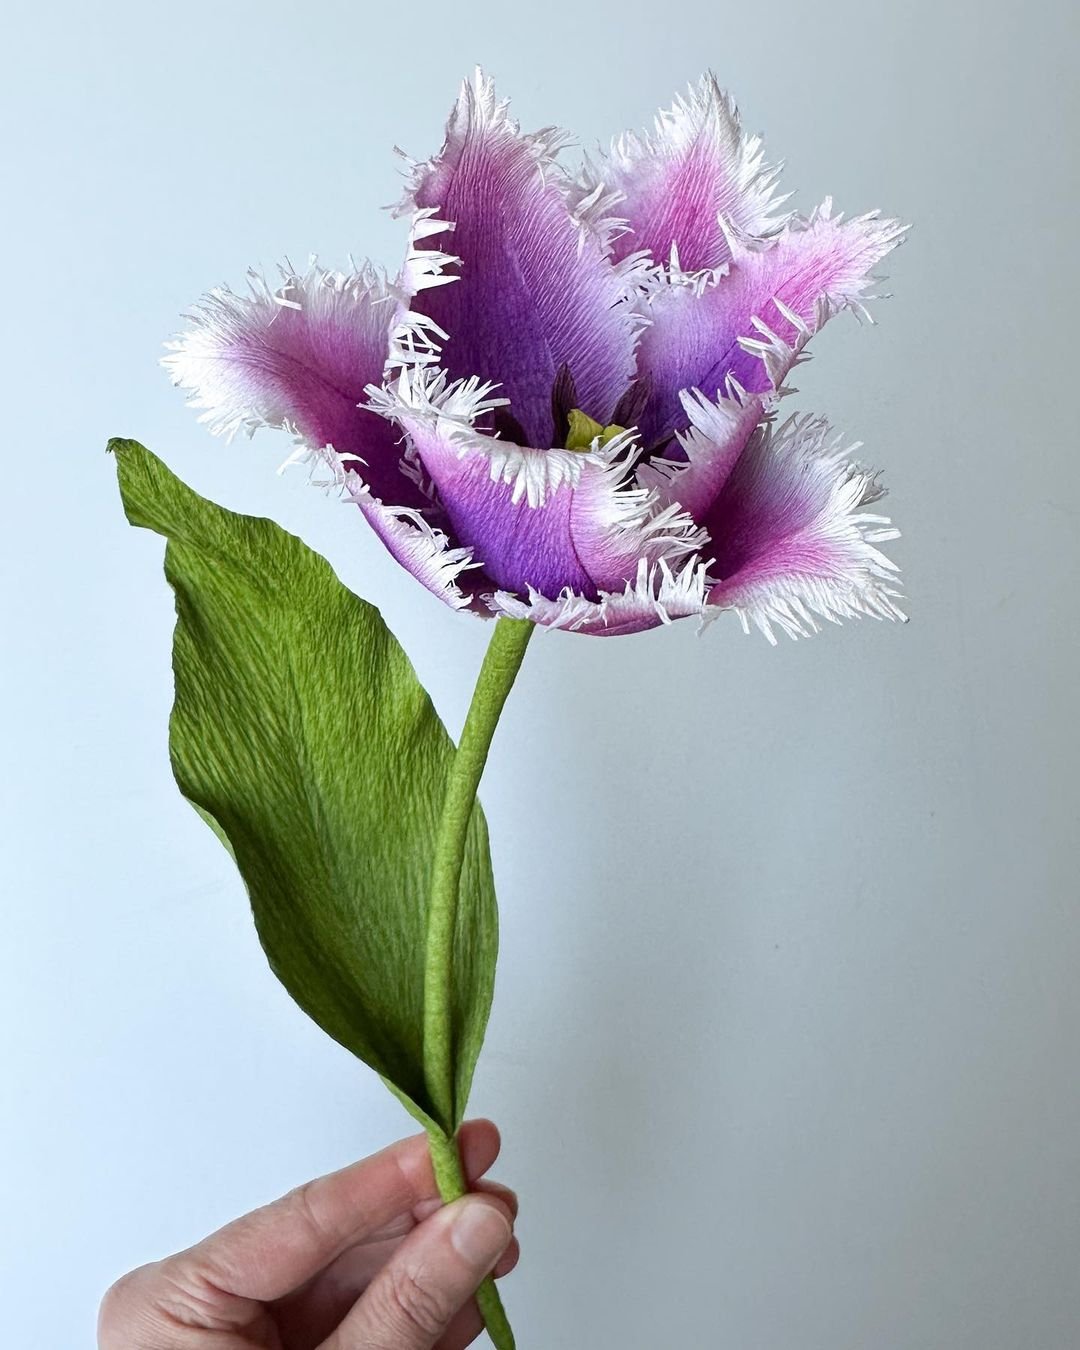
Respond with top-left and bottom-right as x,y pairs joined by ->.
98,1119 -> 518,1349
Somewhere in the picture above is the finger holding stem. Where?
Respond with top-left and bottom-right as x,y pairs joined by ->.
426,1127 -> 518,1348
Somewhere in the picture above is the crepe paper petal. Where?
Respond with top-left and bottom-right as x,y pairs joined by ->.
399,69 -> 641,446
633,202 -> 907,448
163,256 -> 433,509
367,366 -> 706,603
581,73 -> 787,272
703,414 -> 905,642
345,474 -> 489,613
636,384 -> 767,520
489,554 -> 711,636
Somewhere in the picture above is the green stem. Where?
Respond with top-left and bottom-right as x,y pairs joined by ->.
424,615 -> 534,1124
423,616 -> 533,1349
427,1127 -> 518,1349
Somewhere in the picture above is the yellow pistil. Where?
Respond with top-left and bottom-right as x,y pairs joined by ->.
564,408 -> 626,452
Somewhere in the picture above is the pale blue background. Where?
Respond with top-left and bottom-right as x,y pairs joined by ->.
3,1 -> 1079,1346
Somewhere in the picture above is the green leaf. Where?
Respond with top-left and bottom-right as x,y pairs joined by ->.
110,438 -> 497,1134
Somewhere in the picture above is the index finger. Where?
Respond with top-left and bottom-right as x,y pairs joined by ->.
161,1119 -> 503,1305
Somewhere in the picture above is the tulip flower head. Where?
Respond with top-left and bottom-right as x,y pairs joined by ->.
166,72 -> 906,641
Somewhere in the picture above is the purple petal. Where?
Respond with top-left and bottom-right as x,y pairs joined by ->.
166,252 -> 504,612
341,467 -> 492,613
401,71 -> 639,445
164,259 -> 429,510
582,74 -> 786,272
367,367 -> 705,603
637,386 -> 765,520
634,203 -> 907,448
704,414 -> 904,642
490,556 -> 709,635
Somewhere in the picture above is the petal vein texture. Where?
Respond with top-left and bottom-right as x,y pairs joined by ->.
166,70 -> 907,640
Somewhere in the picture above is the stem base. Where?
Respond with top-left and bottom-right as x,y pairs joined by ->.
427,1128 -> 517,1350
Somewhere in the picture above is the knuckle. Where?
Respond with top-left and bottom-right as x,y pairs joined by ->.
97,1265 -> 159,1344
285,1178 -> 327,1241
153,1256 -> 225,1322
386,1261 -> 455,1339
100,1255 -> 235,1337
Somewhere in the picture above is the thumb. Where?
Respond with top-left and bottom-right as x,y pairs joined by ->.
320,1193 -> 513,1350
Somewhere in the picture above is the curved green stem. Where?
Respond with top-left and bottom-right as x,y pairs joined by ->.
424,616 -> 534,1125
423,616 -> 533,1348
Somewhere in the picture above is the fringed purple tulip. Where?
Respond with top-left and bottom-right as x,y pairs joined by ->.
166,72 -> 906,641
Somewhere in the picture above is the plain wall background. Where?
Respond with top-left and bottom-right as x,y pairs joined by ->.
3,1 -> 1078,1345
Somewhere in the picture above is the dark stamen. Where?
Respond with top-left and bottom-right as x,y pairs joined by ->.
611,374 -> 652,430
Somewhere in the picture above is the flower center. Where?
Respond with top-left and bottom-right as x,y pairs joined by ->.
564,408 -> 627,452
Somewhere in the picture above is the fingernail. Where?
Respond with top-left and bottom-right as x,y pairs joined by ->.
450,1199 -> 512,1266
